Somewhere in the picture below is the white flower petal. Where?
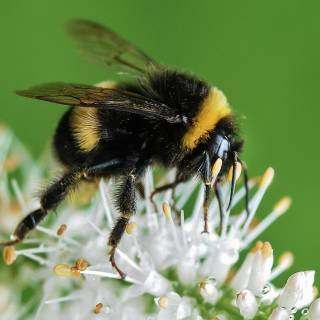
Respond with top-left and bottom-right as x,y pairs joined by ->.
144,271 -> 171,296
269,307 -> 291,320
230,252 -> 254,292
309,298 -> 320,320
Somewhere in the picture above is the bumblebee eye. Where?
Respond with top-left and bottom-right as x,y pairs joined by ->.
210,134 -> 231,160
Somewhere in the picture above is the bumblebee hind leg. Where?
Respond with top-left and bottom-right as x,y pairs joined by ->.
0,170 -> 84,247
0,159 -> 123,248
108,172 -> 136,279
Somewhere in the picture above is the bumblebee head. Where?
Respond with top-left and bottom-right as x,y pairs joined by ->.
204,119 -> 246,212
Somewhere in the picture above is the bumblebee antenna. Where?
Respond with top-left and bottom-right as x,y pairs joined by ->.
214,182 -> 224,235
227,151 -> 238,211
241,159 -> 250,217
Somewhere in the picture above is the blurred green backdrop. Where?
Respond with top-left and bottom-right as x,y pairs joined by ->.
0,0 -> 319,287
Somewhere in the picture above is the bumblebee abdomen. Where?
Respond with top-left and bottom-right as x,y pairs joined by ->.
53,108 -> 100,167
70,107 -> 101,152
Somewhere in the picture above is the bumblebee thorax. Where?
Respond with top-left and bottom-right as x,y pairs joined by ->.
182,87 -> 232,150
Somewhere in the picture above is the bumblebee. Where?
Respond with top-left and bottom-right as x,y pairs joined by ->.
1,20 -> 249,278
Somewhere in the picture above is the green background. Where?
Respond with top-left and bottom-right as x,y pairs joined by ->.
0,0 -> 319,287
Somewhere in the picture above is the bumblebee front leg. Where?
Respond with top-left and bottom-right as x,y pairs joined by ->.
108,173 -> 136,279
202,183 -> 211,233
201,152 -> 212,233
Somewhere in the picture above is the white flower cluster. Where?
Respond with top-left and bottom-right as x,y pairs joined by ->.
0,128 -> 319,320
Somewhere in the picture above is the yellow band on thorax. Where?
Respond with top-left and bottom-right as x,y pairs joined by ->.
182,87 -> 231,150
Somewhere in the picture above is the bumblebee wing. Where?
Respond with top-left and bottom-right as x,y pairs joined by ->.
66,19 -> 160,76
16,82 -> 182,123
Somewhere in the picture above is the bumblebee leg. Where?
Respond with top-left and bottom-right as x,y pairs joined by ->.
0,159 -> 124,247
108,173 -> 136,279
85,158 -> 123,177
200,152 -> 212,233
214,182 -> 224,235
0,170 -> 84,247
201,183 -> 211,233
150,179 -> 182,210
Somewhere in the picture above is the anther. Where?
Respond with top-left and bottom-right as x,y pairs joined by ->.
261,242 -> 273,258
94,302 -> 104,314
250,241 -> 263,253
158,295 -> 169,309
75,258 -> 89,271
279,252 -> 294,269
273,197 -> 292,215
199,280 -> 207,290
54,263 -> 80,278
162,202 -> 171,218
56,224 -> 67,236
125,222 -> 137,235
3,246 -> 16,265
259,167 -> 275,188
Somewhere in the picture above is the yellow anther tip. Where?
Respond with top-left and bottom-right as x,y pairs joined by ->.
251,241 -> 263,253
261,242 -> 273,258
158,295 -> 169,309
75,258 -> 89,271
125,222 -> 137,234
279,251 -> 294,268
273,197 -> 292,214
57,224 -> 67,236
94,302 -> 104,314
54,263 -> 80,278
3,246 -> 16,265
199,280 -> 207,290
54,264 -> 72,277
259,167 -> 275,188
162,202 -> 171,218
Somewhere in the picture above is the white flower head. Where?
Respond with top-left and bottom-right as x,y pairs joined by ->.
0,128 -> 318,320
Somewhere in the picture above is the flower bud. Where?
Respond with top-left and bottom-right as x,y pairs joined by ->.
278,271 -> 315,310
247,242 -> 273,295
199,280 -> 219,304
236,290 -> 258,319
